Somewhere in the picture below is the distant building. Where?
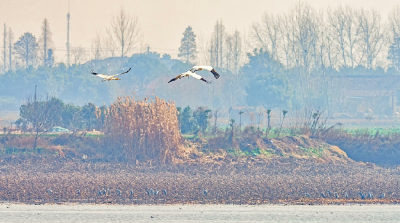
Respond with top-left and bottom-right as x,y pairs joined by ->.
331,75 -> 400,118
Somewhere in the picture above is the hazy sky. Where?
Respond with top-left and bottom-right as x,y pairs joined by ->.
0,0 -> 398,63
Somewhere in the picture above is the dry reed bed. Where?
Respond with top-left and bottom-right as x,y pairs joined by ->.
1,158 -> 399,205
101,96 -> 183,163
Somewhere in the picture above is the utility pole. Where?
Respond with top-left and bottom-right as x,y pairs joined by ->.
8,27 -> 12,70
330,75 -> 333,118
212,83 -> 214,111
239,111 -> 244,135
34,85 -> 37,103
3,23 -> 6,73
66,0 -> 70,66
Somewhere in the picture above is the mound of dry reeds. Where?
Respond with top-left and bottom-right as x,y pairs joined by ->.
101,96 -> 183,163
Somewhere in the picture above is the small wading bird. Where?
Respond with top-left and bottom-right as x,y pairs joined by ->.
168,65 -> 220,84
91,68 -> 131,82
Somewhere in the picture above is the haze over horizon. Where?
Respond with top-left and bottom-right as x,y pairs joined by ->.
1,0 -> 398,64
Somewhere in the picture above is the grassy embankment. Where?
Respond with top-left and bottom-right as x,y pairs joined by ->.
2,96 -> 400,204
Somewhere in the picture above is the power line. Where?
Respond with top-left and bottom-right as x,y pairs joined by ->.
0,86 -> 28,91
51,46 -> 180,53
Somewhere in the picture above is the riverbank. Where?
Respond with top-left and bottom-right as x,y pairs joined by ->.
1,156 -> 399,205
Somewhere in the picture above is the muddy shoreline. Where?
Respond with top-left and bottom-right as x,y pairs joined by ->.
1,157 -> 399,205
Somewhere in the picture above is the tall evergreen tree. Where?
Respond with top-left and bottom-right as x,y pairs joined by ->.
46,49 -> 54,68
178,26 -> 197,64
389,37 -> 400,71
40,18 -> 53,67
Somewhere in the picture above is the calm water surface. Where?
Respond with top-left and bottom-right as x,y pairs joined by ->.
0,203 -> 398,223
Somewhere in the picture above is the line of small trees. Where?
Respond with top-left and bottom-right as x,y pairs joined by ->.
177,106 -> 212,134
179,3 -> 400,74
17,96 -> 107,133
1,7 -> 143,72
4,3 -> 399,75
2,20 -> 55,72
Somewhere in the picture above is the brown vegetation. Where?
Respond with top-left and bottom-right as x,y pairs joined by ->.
0,157 -> 399,205
101,96 -> 184,163
322,129 -> 400,166
2,97 -> 400,205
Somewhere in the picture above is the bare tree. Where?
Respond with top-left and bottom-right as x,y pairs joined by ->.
357,8 -> 384,69
328,6 -> 348,67
284,2 -> 320,104
225,34 -> 233,71
71,46 -> 86,65
14,32 -> 38,68
292,2 -> 320,72
102,34 -> 117,58
221,30 -> 245,107
279,14 -> 295,68
107,8 -> 142,58
344,6 -> 360,68
320,14 -> 338,69
252,13 -> 280,60
197,33 -> 211,65
210,20 -> 225,68
232,30 -> 242,74
388,37 -> 400,70
39,18 -> 53,67
19,96 -> 58,150
91,31 -> 103,60
387,6 -> 400,43
327,6 -> 360,68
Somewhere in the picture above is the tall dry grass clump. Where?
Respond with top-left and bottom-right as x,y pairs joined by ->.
101,96 -> 183,163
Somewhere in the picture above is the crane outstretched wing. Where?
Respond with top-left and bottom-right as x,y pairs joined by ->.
91,70 -> 110,79
190,65 -> 220,79
189,72 -> 212,84
188,72 -> 202,80
168,74 -> 183,83
112,68 -> 131,77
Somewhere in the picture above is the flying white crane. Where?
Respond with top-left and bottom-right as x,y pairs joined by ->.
190,65 -> 220,79
168,71 -> 212,84
91,68 -> 131,82
168,66 -> 220,84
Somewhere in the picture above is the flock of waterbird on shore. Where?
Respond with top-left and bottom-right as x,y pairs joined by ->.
45,187 -> 384,201
91,65 -> 221,84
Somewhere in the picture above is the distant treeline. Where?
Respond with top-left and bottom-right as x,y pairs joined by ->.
15,94 -> 214,136
1,3 -> 400,113
2,49 -> 399,115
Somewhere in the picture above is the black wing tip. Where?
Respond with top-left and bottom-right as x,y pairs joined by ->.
127,68 -> 131,72
91,70 -> 98,75
201,78 -> 212,84
211,69 -> 220,79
